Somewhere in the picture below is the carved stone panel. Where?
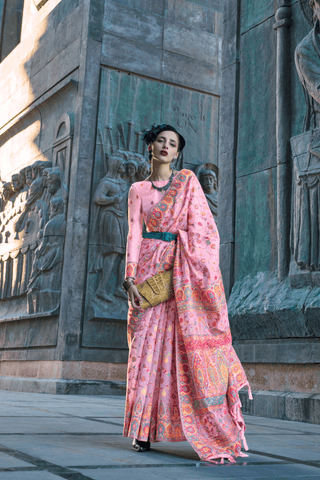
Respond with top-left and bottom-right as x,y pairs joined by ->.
290,2 -> 320,287
0,115 -> 72,318
83,67 -> 220,349
290,129 -> 320,286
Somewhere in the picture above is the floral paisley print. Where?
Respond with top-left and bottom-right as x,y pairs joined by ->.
123,170 -> 252,463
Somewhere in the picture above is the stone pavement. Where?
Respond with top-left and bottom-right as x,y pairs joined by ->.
0,391 -> 319,480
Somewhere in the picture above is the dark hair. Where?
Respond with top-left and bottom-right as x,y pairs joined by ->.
142,124 -> 186,155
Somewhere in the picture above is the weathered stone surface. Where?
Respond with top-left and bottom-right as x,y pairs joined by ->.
234,169 -> 277,280
290,2 -> 311,138
234,340 -> 320,364
161,83 -> 220,166
237,17 -> 276,176
101,33 -> 162,78
162,50 -> 221,95
0,377 -> 126,395
109,0 -> 166,17
241,0 -> 274,34
103,0 -> 164,48
218,149 -> 235,243
0,317 -> 58,350
220,58 -> 238,157
88,0 -> 105,41
163,20 -> 221,64
228,272 -> 319,339
285,393 -> 320,424
221,0 -> 238,69
167,0 -> 219,34
219,243 -> 234,300
241,390 -> 287,420
243,362 -> 320,393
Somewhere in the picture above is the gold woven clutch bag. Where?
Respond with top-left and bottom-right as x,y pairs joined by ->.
137,269 -> 174,309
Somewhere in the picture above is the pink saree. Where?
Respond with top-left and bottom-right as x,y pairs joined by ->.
123,169 -> 252,463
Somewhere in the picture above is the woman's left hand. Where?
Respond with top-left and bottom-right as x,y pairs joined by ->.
127,284 -> 144,311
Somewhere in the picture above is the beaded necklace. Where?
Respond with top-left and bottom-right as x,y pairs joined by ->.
149,171 -> 175,192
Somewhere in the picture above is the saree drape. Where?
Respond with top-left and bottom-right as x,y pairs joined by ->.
123,169 -> 252,463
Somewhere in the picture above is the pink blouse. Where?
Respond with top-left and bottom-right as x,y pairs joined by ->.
125,179 -> 170,278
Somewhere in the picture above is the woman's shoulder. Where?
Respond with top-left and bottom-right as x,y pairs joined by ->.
130,180 -> 152,194
177,169 -> 196,177
176,169 -> 198,182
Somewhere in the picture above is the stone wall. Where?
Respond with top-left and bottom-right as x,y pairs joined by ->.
0,0 -> 222,393
219,0 -> 320,423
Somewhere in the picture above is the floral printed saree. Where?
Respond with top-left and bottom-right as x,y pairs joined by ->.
123,169 -> 252,463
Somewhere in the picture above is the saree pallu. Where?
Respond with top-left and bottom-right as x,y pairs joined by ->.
123,169 -> 252,463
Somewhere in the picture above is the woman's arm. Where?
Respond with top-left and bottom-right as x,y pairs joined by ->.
125,185 -> 144,309
125,184 -> 143,278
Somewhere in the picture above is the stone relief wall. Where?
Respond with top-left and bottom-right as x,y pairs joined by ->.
0,114 -> 72,318
82,67 -> 219,348
290,1 -> 320,288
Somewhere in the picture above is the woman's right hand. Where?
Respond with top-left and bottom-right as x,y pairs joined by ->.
127,284 -> 144,310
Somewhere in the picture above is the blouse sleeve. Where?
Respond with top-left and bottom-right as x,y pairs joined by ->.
125,184 -> 143,278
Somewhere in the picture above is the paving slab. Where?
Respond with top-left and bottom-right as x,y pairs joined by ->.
0,390 -> 319,480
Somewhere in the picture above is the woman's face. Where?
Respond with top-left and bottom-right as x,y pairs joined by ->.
151,130 -> 179,165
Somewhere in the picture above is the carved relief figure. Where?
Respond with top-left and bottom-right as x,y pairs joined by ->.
27,196 -> 66,313
2,182 -> 14,203
126,159 -> 139,186
296,0 -> 320,131
93,155 -> 129,302
196,163 -> 218,219
14,161 -> 53,234
291,1 -> 320,272
24,166 -> 33,186
136,159 -> 151,181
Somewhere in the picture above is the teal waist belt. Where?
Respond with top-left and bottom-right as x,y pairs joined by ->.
142,232 -> 177,242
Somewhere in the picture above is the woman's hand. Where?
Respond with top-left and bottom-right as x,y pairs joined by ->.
127,284 -> 144,310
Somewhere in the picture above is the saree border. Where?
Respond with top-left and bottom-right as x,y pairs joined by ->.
146,169 -> 192,231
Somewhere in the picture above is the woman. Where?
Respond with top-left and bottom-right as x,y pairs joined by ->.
122,124 -> 252,463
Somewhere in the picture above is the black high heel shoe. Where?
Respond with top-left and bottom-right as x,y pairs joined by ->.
132,438 -> 151,452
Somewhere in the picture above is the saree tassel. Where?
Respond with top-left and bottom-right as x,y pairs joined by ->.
246,382 -> 253,400
205,454 -> 236,464
240,381 -> 253,400
230,400 -> 249,451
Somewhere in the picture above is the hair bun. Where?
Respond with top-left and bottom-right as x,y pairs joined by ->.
142,124 -> 185,151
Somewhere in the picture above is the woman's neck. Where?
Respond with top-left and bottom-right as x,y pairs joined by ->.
150,162 -> 172,181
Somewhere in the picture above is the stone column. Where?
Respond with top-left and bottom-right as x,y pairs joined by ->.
218,0 -> 241,298
273,2 -> 292,281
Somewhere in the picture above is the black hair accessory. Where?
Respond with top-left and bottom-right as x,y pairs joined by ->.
142,124 -> 186,151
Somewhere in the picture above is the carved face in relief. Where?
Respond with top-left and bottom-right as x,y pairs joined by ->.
137,161 -> 150,180
11,174 -> 20,193
47,169 -> 61,195
49,196 -> 64,219
25,166 -> 33,186
18,169 -> 26,189
32,164 -> 40,179
3,182 -> 14,200
42,168 -> 52,187
126,161 -> 138,178
118,161 -> 126,175
200,171 -> 217,195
